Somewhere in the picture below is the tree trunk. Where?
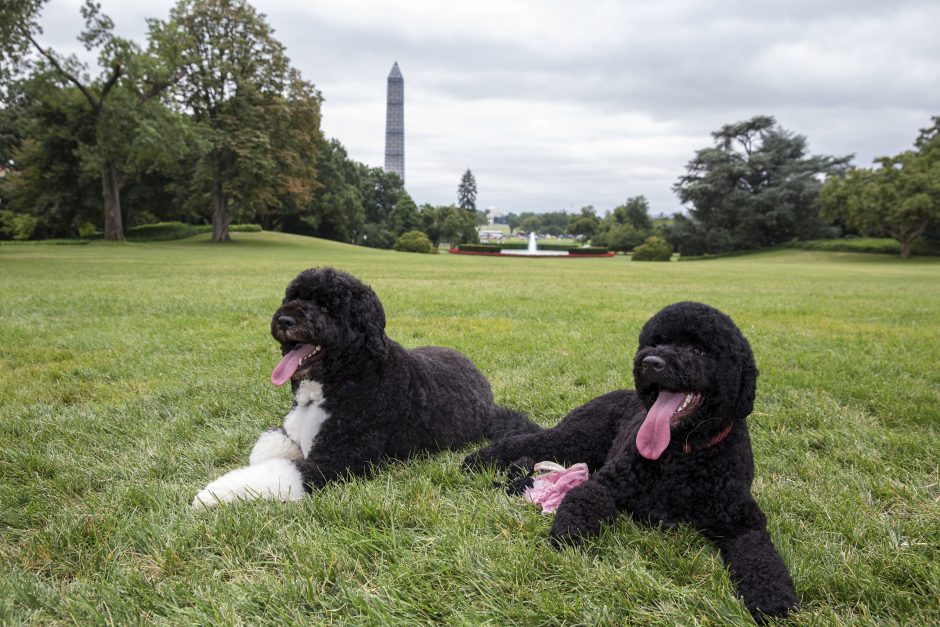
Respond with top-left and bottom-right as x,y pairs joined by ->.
102,159 -> 125,241
900,238 -> 912,258
211,154 -> 231,242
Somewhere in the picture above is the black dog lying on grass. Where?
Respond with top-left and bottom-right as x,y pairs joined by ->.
465,302 -> 797,621
194,267 -> 537,507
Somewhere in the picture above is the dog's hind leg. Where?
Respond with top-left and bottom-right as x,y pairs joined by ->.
192,458 -> 305,508
464,391 -> 636,473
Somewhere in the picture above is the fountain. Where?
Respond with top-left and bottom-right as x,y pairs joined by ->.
500,231 -> 569,256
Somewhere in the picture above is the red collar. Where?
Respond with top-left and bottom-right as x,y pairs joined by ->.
682,422 -> 734,454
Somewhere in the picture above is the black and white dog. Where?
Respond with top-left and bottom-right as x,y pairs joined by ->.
193,267 -> 536,507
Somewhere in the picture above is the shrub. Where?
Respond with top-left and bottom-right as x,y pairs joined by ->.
0,211 -> 38,241
78,223 -> 98,238
394,230 -> 435,254
10,213 -> 39,241
631,236 -> 673,261
605,223 -> 647,252
0,210 -> 15,240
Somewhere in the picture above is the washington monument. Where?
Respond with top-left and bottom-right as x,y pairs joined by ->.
384,62 -> 404,182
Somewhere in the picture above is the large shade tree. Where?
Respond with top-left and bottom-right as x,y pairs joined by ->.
167,0 -> 321,242
819,117 -> 940,258
2,0 -> 184,240
670,115 -> 850,255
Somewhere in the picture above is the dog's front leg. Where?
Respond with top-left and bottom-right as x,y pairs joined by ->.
296,436 -> 388,489
192,458 -> 305,508
715,526 -> 798,622
549,479 -> 619,547
248,427 -> 303,465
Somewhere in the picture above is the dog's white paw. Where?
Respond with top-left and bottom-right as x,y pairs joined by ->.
192,459 -> 305,508
249,428 -> 303,465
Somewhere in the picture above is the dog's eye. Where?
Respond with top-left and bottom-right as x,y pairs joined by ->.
691,346 -> 705,356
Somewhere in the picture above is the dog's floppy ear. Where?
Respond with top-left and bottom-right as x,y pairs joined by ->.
350,284 -> 388,362
729,334 -> 758,420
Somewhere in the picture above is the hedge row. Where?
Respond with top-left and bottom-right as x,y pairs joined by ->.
788,238 -> 940,256
123,222 -> 262,242
568,247 -> 610,255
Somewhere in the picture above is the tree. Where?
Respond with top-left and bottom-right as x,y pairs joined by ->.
389,192 -> 421,236
519,215 -> 540,234
819,120 -> 940,258
0,1 -> 47,92
672,115 -> 850,254
613,195 -> 652,231
168,0 -> 322,242
0,79 -> 99,238
457,168 -> 477,212
505,212 -> 521,234
568,205 -> 600,242
420,204 -> 477,247
358,166 -> 405,227
282,138 -> 362,242
3,0 -> 184,240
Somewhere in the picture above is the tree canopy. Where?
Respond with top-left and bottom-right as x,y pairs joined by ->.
819,117 -> 940,257
669,115 -> 850,255
167,0 -> 321,242
2,0 -> 185,240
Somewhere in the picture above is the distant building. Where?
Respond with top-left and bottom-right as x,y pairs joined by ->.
384,62 -> 404,182
486,208 -> 503,225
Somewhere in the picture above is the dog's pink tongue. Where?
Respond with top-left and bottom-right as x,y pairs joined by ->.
271,344 -> 316,386
636,390 -> 685,460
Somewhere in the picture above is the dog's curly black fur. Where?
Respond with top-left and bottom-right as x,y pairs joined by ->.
271,267 -> 537,489
465,302 -> 797,621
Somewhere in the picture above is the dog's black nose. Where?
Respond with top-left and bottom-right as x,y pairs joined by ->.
276,315 -> 296,329
642,355 -> 666,372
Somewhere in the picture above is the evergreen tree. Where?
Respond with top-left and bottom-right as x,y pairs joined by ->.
457,168 -> 477,212
671,116 -> 850,254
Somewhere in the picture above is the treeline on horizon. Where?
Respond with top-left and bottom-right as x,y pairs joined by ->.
1,1 -> 938,257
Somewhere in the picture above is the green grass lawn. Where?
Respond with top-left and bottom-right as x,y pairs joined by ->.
1,232 -> 938,624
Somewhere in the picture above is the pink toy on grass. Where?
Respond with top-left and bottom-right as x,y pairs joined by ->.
522,461 -> 590,514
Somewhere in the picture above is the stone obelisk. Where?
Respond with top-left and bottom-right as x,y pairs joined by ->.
384,62 -> 404,182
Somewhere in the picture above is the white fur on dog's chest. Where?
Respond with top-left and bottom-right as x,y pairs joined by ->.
283,380 -> 330,457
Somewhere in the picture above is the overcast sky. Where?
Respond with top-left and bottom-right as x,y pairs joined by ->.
36,0 -> 940,216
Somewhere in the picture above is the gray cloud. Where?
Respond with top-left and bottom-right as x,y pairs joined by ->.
36,0 -> 940,215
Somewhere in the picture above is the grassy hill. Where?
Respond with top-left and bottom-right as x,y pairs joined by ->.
1,232 -> 938,624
